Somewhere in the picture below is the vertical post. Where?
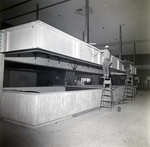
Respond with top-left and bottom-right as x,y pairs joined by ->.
119,25 -> 122,60
134,43 -> 136,65
36,4 -> 39,20
82,31 -> 85,41
0,53 -> 4,119
85,0 -> 89,43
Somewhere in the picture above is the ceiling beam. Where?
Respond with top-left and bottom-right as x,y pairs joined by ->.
119,25 -> 122,59
39,0 -> 71,11
0,0 -> 32,12
95,39 -> 150,48
2,10 -> 37,22
2,0 -> 71,22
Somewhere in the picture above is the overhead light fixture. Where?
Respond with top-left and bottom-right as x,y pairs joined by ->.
75,6 -> 93,16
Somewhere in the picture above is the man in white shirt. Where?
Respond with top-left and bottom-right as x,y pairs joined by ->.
123,59 -> 131,78
102,45 -> 112,77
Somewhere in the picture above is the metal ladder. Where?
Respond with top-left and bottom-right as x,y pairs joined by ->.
99,77 -> 114,110
123,75 -> 134,102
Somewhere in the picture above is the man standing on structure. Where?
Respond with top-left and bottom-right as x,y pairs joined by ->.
124,59 -> 131,78
102,45 -> 112,77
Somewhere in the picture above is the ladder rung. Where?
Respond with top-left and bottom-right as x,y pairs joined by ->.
102,94 -> 112,97
103,88 -> 112,91
125,84 -> 133,86
123,75 -> 134,102
123,95 -> 133,97
100,77 -> 114,110
101,100 -> 112,103
100,106 -> 112,108
125,82 -> 133,84
126,80 -> 133,82
101,97 -> 113,99
126,84 -> 133,86
125,87 -> 134,89
123,99 -> 132,101
125,86 -> 133,88
125,91 -> 133,93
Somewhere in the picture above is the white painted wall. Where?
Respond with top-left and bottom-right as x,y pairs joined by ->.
0,53 -> 4,118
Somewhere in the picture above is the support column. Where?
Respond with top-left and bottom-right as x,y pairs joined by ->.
0,53 -> 4,119
85,0 -> 89,43
134,43 -> 136,65
119,25 -> 122,60
36,4 -> 39,20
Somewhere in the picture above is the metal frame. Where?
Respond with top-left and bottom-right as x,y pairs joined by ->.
0,0 -> 32,12
1,0 -> 71,22
4,48 -> 126,74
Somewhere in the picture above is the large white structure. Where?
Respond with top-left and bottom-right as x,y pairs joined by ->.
0,21 -> 136,128
0,20 -> 136,74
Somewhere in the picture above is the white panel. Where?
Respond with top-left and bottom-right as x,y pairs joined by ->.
0,20 -> 136,73
111,56 -> 117,69
93,49 -> 99,64
0,31 -> 5,52
2,92 -> 37,125
2,86 -> 125,127
43,26 -> 74,57
80,43 -> 100,63
117,59 -> 120,70
80,43 -> 93,62
74,40 -> 100,64
0,53 -> 4,118
74,41 -> 81,59
35,89 -> 101,125
7,27 -> 34,51
130,64 -> 134,74
135,67 -> 137,75
122,64 -> 125,71
119,60 -> 123,70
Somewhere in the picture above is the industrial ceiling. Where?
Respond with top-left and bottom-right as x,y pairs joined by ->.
0,0 -> 150,55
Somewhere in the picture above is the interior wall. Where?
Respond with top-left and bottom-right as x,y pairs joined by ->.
92,74 -> 100,85
118,54 -> 150,65
3,69 -> 9,87
37,68 -> 66,86
65,70 -> 75,85
37,69 -> 100,86
75,72 -> 100,85
49,70 -> 65,86
3,69 -> 37,87
8,70 -> 37,87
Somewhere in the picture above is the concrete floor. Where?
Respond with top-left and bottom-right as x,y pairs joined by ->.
1,90 -> 150,147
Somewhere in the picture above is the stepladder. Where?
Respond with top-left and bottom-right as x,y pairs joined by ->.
99,77 -> 114,110
123,75 -> 134,102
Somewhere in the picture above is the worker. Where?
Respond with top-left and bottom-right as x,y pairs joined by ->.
76,77 -> 82,85
124,59 -> 131,78
46,80 -> 52,86
65,77 -> 67,85
102,45 -> 112,77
